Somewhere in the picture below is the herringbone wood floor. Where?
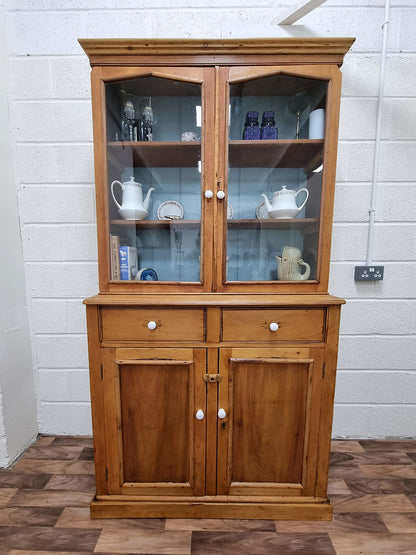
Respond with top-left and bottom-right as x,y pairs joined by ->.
0,436 -> 415,553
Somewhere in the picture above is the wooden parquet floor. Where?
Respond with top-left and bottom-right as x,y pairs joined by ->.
0,437 -> 415,554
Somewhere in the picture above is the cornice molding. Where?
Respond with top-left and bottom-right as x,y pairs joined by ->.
79,37 -> 355,66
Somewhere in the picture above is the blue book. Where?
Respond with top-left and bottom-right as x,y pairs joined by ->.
119,246 -> 138,280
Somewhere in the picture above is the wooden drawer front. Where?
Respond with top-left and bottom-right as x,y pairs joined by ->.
222,309 -> 326,342
101,308 -> 205,342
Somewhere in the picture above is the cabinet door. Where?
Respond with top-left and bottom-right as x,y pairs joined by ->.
102,348 -> 206,496
91,66 -> 215,292
217,348 -> 324,497
215,65 -> 342,293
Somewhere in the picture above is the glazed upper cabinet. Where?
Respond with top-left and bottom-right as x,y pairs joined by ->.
217,66 -> 339,293
83,39 -> 352,294
97,67 -> 215,291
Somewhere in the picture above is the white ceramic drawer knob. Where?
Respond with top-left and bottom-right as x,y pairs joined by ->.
196,409 -> 205,420
147,320 -> 157,330
218,408 -> 226,419
216,190 -> 225,200
205,190 -> 213,199
269,322 -> 279,332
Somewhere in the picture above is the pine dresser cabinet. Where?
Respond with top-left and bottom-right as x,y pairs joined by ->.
81,37 -> 354,520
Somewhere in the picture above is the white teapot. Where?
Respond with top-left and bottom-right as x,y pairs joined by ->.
276,246 -> 311,281
111,176 -> 155,220
261,185 -> 309,219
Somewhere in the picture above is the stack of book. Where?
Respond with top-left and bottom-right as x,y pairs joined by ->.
110,235 -> 137,280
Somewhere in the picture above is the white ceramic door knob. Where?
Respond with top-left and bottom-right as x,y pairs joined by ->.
218,408 -> 226,419
216,190 -> 225,200
204,190 -> 213,199
147,321 -> 157,330
269,322 -> 279,332
196,409 -> 205,420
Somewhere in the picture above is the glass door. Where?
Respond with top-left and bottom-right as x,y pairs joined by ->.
94,67 -> 214,291
216,66 -> 340,293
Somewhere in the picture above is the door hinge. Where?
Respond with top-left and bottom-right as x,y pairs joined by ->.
203,373 -> 222,383
322,362 -> 326,378
105,467 -> 108,482
100,364 -> 103,379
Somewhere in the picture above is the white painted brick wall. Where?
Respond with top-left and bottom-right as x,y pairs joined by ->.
31,300 -> 87,334
13,101 -> 92,142
18,185 -> 96,223
2,1 -> 415,437
21,224 -> 97,261
335,372 -> 416,404
38,370 -> 90,403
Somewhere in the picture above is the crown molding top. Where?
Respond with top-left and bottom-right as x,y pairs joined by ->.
79,37 -> 355,67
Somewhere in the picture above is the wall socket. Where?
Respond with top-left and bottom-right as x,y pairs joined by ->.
354,265 -> 384,281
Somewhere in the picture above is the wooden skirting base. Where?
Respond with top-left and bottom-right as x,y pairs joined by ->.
90,497 -> 333,520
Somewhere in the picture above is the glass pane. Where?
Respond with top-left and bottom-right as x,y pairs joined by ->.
227,74 -> 327,283
105,76 -> 202,283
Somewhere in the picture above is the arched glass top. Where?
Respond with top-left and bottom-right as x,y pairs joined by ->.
104,76 -> 203,284
225,73 -> 328,283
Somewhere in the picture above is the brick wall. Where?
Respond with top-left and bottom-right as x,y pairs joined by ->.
2,0 -> 415,438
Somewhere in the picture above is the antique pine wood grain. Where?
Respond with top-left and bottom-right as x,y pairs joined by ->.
92,65 -> 214,294
316,65 -> 343,291
79,37 -> 356,57
0,436 -> 415,553
85,305 -> 108,496
221,307 -> 326,342
215,66 -> 229,292
205,346 -> 220,496
213,64 -> 342,294
85,297 -> 344,517
315,304 -> 342,499
79,38 -> 356,69
216,348 -> 231,496
119,362 -> 192,483
100,307 -> 206,342
81,38 -> 352,520
103,348 -> 206,499
202,66 -> 216,293
83,293 -> 345,307
89,66 -> 109,293
229,359 -> 310,484
82,38 -> 354,297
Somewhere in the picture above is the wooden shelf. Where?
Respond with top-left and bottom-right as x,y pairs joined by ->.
228,140 -> 323,169
107,140 -> 322,170
227,218 -> 319,229
110,218 -> 318,230
107,141 -> 201,168
110,219 -> 200,229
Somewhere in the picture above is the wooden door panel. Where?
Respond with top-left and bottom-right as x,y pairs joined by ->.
231,359 -> 309,484
103,348 -> 206,496
217,348 -> 322,497
120,361 -> 191,483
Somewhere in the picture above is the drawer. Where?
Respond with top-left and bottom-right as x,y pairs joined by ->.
222,309 -> 326,342
101,308 -> 205,342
